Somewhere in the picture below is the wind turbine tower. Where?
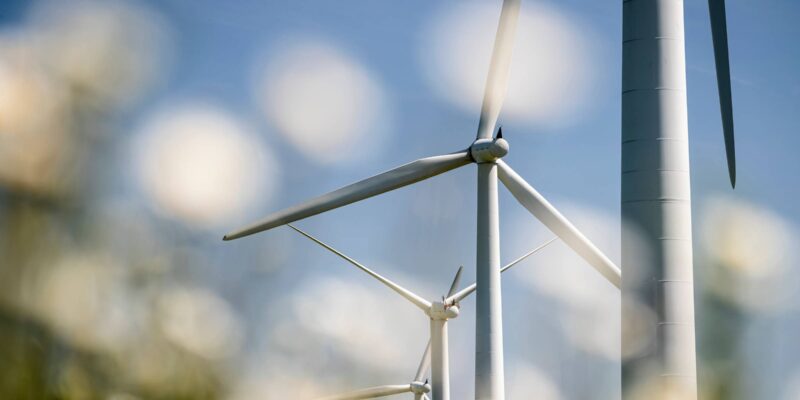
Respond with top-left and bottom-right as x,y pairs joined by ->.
621,0 -> 736,398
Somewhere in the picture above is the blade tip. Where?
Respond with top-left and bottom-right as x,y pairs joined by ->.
728,163 -> 736,189
223,231 -> 246,241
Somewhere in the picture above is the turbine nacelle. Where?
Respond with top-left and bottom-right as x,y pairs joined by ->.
410,381 -> 432,395
428,301 -> 459,320
470,137 -> 509,164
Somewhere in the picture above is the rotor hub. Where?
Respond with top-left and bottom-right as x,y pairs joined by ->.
470,137 -> 509,163
410,380 -> 431,394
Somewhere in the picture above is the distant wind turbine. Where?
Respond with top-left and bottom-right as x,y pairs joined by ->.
225,1 -> 621,398
289,224 -> 556,400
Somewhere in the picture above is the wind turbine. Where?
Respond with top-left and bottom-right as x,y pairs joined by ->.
289,224 -> 557,400
224,0 -> 622,398
620,0 -> 738,398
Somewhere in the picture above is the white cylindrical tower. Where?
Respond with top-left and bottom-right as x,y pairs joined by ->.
475,162 -> 504,400
430,318 -> 450,400
621,0 -> 697,398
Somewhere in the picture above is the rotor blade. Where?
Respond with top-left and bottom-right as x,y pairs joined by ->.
501,237 -> 558,274
224,150 -> 472,240
288,224 -> 432,312
496,161 -> 621,288
317,384 -> 412,400
414,340 -> 432,382
446,266 -> 464,298
446,237 -> 557,304
708,0 -> 737,188
475,0 -> 522,140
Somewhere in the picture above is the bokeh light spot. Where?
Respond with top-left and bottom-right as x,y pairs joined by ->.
133,103 -> 276,229
257,39 -> 389,164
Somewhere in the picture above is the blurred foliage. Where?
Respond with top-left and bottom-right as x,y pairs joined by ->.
0,1 -> 227,399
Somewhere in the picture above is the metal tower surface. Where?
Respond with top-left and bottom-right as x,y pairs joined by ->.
621,0 -> 697,398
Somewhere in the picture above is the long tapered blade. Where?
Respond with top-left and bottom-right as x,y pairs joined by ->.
446,237 -> 557,304
288,224 -> 432,312
317,384 -> 412,400
446,266 -> 464,298
496,161 -> 621,288
475,0 -> 522,140
414,340 -> 432,382
708,0 -> 737,188
224,150 -> 472,240
500,237 -> 558,274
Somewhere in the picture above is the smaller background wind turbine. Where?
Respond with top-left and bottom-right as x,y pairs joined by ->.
289,224 -> 556,400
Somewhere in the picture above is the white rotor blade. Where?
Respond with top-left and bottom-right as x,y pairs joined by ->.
501,237 -> 558,274
446,265 -> 464,298
288,224 -> 432,312
317,384 -> 412,400
496,160 -> 621,288
224,151 -> 471,240
476,0 -> 521,140
414,340 -> 432,382
446,237 -> 557,304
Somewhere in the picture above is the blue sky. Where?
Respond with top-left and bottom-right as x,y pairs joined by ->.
117,0 -> 799,219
